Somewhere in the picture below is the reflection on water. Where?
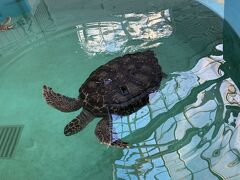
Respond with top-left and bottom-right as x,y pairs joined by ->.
112,44 -> 240,179
76,10 -> 172,55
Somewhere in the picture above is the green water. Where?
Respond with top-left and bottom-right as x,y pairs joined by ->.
0,0 -> 239,179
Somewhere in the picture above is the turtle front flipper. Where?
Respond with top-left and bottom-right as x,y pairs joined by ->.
95,116 -> 129,148
64,109 -> 95,136
43,85 -> 82,112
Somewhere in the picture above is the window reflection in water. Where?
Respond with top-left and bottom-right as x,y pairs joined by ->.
76,10 -> 173,55
112,44 -> 240,179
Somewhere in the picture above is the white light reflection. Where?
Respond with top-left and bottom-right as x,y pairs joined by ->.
76,10 -> 173,55
112,44 -> 240,179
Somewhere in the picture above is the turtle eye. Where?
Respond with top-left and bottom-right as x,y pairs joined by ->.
120,86 -> 129,95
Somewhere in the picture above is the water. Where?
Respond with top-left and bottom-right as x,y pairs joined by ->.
0,0 -> 239,179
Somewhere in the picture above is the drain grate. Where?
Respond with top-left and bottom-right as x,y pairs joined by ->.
0,125 -> 23,158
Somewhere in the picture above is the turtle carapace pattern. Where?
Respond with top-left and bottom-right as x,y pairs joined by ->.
43,50 -> 164,148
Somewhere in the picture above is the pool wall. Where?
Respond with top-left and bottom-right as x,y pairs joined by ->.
198,0 -> 240,37
0,0 -> 32,20
224,0 -> 240,37
197,0 -> 224,18
197,0 -> 240,89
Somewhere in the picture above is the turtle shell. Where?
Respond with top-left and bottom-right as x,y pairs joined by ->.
79,50 -> 163,116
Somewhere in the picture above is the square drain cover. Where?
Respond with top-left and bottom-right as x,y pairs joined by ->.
0,125 -> 23,158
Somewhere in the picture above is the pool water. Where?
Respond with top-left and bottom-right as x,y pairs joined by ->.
0,0 -> 239,179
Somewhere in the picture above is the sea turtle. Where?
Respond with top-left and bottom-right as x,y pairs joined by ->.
43,50 -> 164,148
0,17 -> 14,31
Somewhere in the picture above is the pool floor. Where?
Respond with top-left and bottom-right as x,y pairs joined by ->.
1,0 -> 240,179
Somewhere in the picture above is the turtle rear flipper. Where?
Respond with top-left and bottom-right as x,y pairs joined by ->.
43,85 -> 82,112
95,116 -> 129,148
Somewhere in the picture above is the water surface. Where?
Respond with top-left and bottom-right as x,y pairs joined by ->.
1,0 -> 239,179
